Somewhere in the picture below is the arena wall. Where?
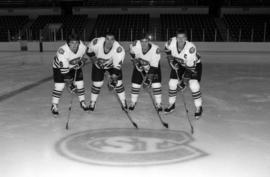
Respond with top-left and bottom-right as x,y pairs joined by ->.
1,41 -> 269,52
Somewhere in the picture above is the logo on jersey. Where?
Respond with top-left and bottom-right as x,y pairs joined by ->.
58,48 -> 65,55
156,48 -> 161,54
69,57 -> 81,65
117,47 -> 122,53
56,129 -> 206,166
93,38 -> 98,45
189,47 -> 195,54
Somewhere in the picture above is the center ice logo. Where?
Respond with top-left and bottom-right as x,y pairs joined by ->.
87,137 -> 185,153
56,129 -> 206,166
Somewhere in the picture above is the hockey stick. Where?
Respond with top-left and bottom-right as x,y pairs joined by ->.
139,71 -> 169,129
65,69 -> 78,130
175,69 -> 194,134
107,74 -> 138,129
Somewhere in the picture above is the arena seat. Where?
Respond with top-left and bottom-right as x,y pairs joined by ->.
160,14 -> 222,41
0,16 -> 29,41
223,14 -> 270,42
30,15 -> 88,41
85,0 -> 198,7
89,14 -> 149,41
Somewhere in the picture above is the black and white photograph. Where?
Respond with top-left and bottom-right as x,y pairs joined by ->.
0,0 -> 270,177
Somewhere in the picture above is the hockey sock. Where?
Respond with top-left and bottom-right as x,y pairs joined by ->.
91,84 -> 101,102
52,89 -> 63,104
168,89 -> 177,105
152,83 -> 162,105
131,84 -> 141,104
192,91 -> 202,107
77,88 -> 85,102
115,84 -> 126,105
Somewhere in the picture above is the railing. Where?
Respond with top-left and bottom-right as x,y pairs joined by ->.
3,26 -> 270,42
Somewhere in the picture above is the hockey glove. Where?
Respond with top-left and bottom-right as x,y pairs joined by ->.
177,80 -> 186,92
73,60 -> 83,70
135,61 -> 143,72
169,59 -> 180,71
143,73 -> 155,88
183,69 -> 198,80
108,74 -> 118,90
68,82 -> 77,94
131,58 -> 143,72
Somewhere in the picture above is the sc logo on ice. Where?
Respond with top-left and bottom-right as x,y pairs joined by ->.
56,129 -> 206,166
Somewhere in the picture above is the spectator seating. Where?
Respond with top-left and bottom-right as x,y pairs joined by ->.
84,0 -> 198,7
223,14 -> 270,42
90,14 -> 149,41
30,15 -> 88,41
160,14 -> 222,41
0,16 -> 29,41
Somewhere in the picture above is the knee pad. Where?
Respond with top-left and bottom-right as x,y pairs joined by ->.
132,83 -> 141,89
93,81 -> 103,88
74,81 -> 84,89
169,79 -> 178,90
151,83 -> 161,89
116,80 -> 123,87
54,83 -> 65,91
189,80 -> 200,92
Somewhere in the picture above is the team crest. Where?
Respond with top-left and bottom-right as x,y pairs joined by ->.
58,48 -> 65,55
93,38 -> 98,45
156,48 -> 161,54
189,47 -> 195,54
117,47 -> 122,53
56,129 -> 206,166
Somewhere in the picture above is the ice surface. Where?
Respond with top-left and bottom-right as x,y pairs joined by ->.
0,51 -> 270,177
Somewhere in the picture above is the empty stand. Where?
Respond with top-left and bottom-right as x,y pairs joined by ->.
89,14 -> 149,41
30,15 -> 88,41
84,0 -> 199,7
0,16 -> 29,41
223,14 -> 270,42
160,14 -> 222,41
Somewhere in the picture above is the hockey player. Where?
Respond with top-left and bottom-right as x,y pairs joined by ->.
164,29 -> 203,119
86,32 -> 127,111
51,32 -> 90,116
129,33 -> 162,112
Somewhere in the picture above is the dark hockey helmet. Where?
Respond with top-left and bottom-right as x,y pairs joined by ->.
175,28 -> 188,37
66,32 -> 80,44
140,32 -> 153,41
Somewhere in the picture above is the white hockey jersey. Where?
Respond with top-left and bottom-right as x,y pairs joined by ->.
53,41 -> 87,74
87,37 -> 125,70
129,40 -> 161,68
165,37 -> 200,68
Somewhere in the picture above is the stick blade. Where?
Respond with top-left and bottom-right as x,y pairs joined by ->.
133,122 -> 138,129
163,123 -> 169,129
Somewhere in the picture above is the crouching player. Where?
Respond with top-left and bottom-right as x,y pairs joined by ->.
86,32 -> 127,111
164,29 -> 203,119
129,33 -> 163,112
51,32 -> 90,116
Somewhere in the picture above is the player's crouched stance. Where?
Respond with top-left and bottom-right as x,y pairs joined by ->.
129,33 -> 162,112
164,29 -> 203,119
51,32 -> 90,117
86,33 -> 127,111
